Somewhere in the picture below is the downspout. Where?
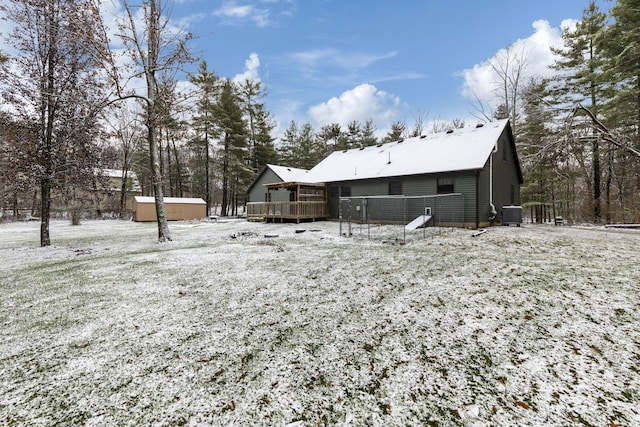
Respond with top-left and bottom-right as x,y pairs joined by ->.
475,170 -> 480,229
489,144 -> 498,221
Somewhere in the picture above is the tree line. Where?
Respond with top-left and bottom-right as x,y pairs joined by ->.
1,0 -> 639,246
0,0 -> 461,247
498,0 -> 640,224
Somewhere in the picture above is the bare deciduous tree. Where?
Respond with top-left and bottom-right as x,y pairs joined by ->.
470,45 -> 530,135
0,0 -> 111,246
111,0 -> 194,242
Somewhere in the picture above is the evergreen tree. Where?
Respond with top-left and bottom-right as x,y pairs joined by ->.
317,123 -> 346,152
253,108 -> 278,167
278,120 -> 299,167
519,78 -> 561,222
189,61 -> 220,214
360,119 -> 378,147
383,121 -> 406,142
550,0 -> 608,222
214,80 -> 250,216
605,0 -> 640,146
600,0 -> 640,223
277,121 -> 322,169
237,79 -> 277,172
297,123 -> 322,169
346,120 -> 362,149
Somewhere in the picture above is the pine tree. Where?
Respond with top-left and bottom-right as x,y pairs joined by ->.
550,0 -> 608,222
600,0 -> 640,222
215,80 -> 250,216
383,121 -> 406,142
297,123 -> 322,169
317,123 -> 345,153
605,0 -> 640,147
278,121 -> 299,167
346,120 -> 362,149
190,61 -> 220,214
253,108 -> 278,167
519,78 -> 562,222
236,79 -> 277,173
360,119 -> 378,147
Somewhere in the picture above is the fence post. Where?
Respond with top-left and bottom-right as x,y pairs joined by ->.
339,198 -> 343,236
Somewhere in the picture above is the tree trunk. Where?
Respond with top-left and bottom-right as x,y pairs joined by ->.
221,137 -> 229,216
171,138 -> 182,197
119,168 -> 128,217
592,137 -> 601,222
147,0 -> 171,243
40,178 -> 51,247
205,123 -> 210,216
149,122 -> 171,242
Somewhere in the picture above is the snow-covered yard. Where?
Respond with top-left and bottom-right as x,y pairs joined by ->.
1,219 -> 639,426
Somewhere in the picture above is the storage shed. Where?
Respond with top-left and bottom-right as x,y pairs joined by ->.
132,196 -> 206,222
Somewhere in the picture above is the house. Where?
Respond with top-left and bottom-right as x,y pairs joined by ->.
246,165 -> 328,222
132,196 -> 207,222
247,119 -> 522,228
94,169 -> 142,213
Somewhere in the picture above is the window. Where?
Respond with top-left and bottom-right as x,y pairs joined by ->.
388,181 -> 402,195
329,185 -> 339,198
340,185 -> 351,197
437,177 -> 454,194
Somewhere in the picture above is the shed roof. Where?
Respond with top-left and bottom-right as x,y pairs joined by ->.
98,168 -> 139,179
303,119 -> 512,183
133,196 -> 206,205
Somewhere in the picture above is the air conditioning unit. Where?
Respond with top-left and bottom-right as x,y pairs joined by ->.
502,206 -> 523,226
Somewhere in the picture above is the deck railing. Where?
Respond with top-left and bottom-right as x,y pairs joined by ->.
246,201 -> 327,222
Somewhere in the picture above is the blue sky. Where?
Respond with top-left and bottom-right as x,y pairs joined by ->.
0,0 -> 610,137
169,0 -> 608,136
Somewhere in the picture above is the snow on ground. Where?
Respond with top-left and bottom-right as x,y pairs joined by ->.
0,219 -> 639,426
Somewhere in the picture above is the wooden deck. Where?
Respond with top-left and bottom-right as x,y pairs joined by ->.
246,201 -> 327,222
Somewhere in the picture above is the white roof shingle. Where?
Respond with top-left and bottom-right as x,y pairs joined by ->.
267,164 -> 309,182
303,119 -> 510,183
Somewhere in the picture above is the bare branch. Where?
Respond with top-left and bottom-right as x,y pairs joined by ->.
574,103 -> 640,158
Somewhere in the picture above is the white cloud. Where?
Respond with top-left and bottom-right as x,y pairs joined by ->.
308,83 -> 403,129
0,8 -> 17,56
233,52 -> 261,84
288,48 -> 397,75
459,19 -> 572,109
213,2 -> 271,28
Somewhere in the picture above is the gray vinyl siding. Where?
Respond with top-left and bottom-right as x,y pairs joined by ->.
478,161 -> 492,223
475,128 -> 521,224
455,173 -> 478,224
329,172 -> 478,224
405,173 -> 476,224
491,129 -> 522,221
247,169 -> 284,202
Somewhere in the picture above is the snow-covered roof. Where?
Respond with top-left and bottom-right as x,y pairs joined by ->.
303,119 -> 510,183
133,196 -> 206,205
267,164 -> 309,182
97,168 -> 139,179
